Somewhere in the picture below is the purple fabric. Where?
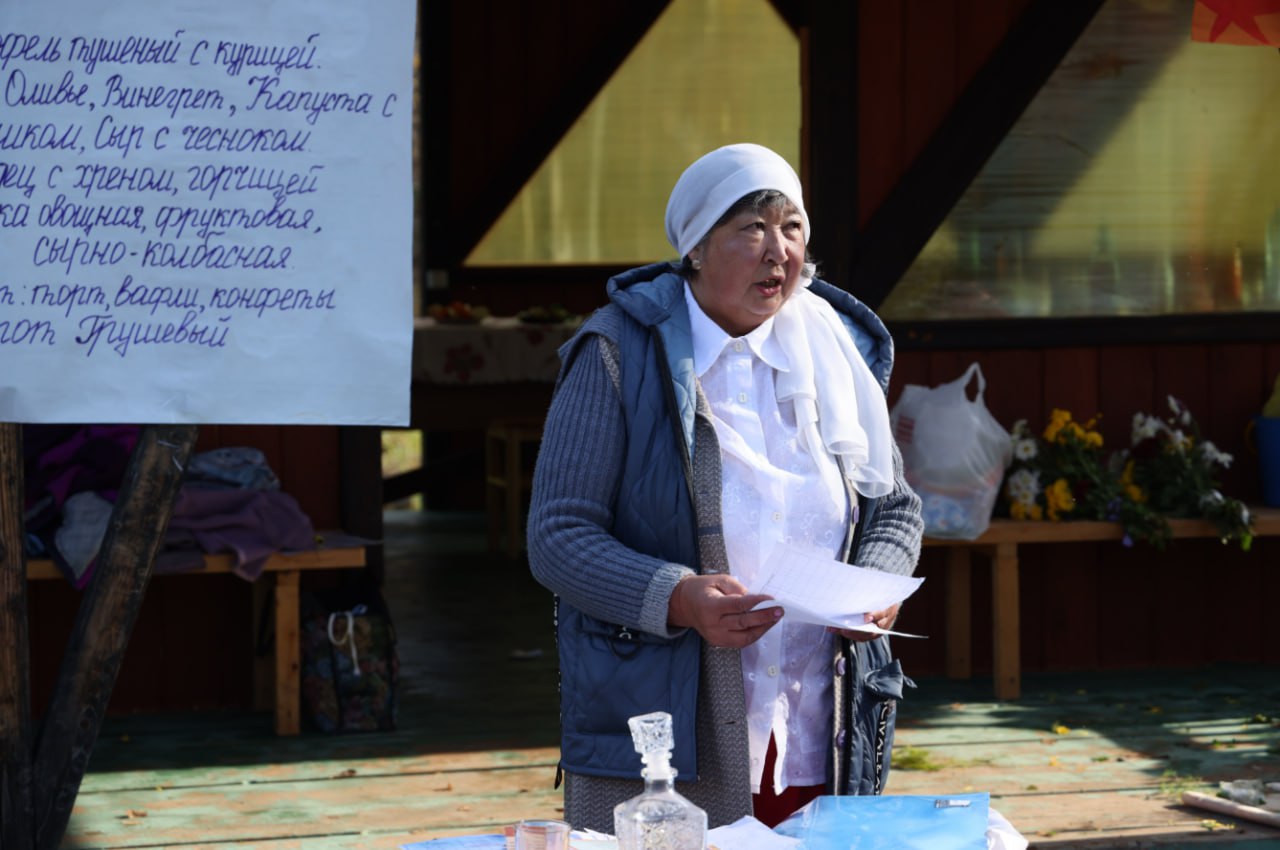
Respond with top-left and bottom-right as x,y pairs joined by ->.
164,488 -> 317,581
24,425 -> 140,532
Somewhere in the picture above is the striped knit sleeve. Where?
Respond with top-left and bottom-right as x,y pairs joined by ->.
855,440 -> 924,577
527,333 -> 694,637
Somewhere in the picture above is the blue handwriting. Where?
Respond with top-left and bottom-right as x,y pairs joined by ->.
0,34 -> 62,72
5,68 -> 90,108
76,308 -> 228,358
244,75 -> 370,125
67,32 -> 184,76
29,281 -> 107,318
0,316 -> 56,346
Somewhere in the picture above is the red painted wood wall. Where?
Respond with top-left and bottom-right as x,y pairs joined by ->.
26,1 -> 1278,717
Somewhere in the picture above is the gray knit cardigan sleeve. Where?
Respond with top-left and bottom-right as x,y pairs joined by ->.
854,441 -> 924,578
526,334 -> 694,639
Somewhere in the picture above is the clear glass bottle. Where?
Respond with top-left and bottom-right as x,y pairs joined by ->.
613,711 -> 707,850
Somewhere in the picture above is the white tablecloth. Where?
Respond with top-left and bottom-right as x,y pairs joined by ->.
412,317 -> 580,385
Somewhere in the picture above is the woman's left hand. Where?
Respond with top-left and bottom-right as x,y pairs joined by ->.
830,603 -> 901,643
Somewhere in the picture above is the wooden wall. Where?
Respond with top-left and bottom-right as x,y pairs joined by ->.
854,0 -> 1032,228
889,342 -> 1280,677
27,425 -> 370,716
27,1 -> 1277,716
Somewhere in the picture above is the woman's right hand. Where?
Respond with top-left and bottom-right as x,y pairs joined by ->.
668,574 -> 782,648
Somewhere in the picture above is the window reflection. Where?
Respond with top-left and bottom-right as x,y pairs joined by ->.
466,0 -> 801,266
880,0 -> 1280,321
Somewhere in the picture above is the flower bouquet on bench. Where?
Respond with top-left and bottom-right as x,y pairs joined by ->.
1000,396 -> 1253,551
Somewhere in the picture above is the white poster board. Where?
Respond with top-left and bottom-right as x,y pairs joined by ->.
0,1 -> 414,425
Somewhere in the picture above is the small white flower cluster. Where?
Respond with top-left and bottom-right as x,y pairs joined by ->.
1006,467 -> 1041,508
1130,412 -> 1161,444
1010,419 -> 1039,461
1197,440 -> 1233,469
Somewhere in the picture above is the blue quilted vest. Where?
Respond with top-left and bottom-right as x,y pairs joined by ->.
555,263 -> 898,783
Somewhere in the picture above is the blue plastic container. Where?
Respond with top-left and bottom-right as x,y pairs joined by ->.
1254,416 -> 1280,508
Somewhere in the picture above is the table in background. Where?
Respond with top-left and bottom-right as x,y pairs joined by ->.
924,507 -> 1280,700
410,316 -> 580,431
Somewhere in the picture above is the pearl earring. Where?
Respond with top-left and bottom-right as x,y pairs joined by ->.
690,257 -> 703,271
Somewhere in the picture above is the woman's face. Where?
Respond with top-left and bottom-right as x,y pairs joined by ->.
687,202 -> 806,337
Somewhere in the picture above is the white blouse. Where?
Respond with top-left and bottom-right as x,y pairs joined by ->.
685,284 -> 851,796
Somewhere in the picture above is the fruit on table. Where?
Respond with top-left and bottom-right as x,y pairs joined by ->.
427,301 -> 489,322
519,304 -> 572,323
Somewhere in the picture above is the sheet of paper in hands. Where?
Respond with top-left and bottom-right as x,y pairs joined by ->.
748,544 -> 926,638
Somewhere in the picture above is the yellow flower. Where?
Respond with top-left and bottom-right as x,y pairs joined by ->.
1045,479 -> 1075,521
1010,501 -> 1044,521
1119,460 -> 1147,503
1043,409 -> 1072,443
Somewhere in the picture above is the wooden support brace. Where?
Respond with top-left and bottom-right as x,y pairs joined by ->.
30,424 -> 198,850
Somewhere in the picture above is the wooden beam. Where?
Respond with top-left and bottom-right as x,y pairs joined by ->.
446,0 -> 671,267
851,0 -> 1105,310
30,424 -> 198,850
802,0 -> 858,292
0,424 -> 34,850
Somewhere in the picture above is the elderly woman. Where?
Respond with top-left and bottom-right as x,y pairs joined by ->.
527,143 -> 923,831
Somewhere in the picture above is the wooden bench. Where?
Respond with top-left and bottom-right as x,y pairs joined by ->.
923,506 -> 1280,700
27,542 -> 366,735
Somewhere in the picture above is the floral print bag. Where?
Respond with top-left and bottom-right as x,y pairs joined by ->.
300,587 -> 399,733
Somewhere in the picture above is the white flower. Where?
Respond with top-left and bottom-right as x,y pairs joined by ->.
1197,440 -> 1233,468
1014,438 -> 1038,461
1200,489 -> 1225,506
1006,468 -> 1041,507
1168,429 -> 1188,453
1131,413 -> 1160,444
1011,419 -> 1030,439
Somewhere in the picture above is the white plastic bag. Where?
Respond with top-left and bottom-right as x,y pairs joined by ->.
890,363 -> 1011,540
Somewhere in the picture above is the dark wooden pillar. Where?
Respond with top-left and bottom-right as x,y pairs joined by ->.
1,424 -> 34,850
801,0 -> 860,293
30,424 -> 198,850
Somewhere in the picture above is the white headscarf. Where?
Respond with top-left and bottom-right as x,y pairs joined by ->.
666,143 -> 894,502
665,143 -> 810,258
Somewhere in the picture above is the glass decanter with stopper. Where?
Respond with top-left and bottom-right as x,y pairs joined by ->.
613,711 -> 707,850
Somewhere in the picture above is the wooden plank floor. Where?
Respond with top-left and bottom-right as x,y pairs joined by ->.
59,510 -> 1280,850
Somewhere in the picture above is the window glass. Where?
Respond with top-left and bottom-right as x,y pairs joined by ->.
880,0 -> 1280,321
466,0 -> 801,266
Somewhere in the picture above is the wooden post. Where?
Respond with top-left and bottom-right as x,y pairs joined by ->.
990,541 -> 1021,700
30,424 -> 198,850
0,424 -> 35,850
944,546 -> 973,680
273,570 -> 302,735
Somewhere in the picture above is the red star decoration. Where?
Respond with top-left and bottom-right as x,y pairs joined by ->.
1192,0 -> 1280,46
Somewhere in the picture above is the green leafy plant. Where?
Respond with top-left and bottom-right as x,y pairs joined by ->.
1118,396 -> 1253,551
